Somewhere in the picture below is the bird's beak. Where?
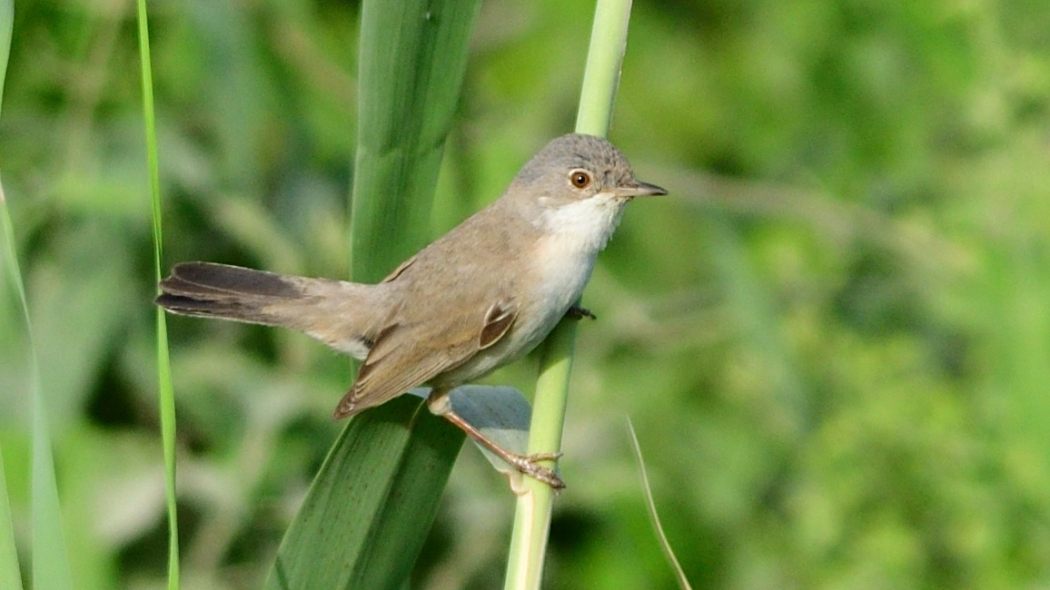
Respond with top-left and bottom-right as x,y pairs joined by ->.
614,179 -> 668,198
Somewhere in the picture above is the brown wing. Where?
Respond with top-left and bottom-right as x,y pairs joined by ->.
479,300 -> 515,349
332,298 -> 517,418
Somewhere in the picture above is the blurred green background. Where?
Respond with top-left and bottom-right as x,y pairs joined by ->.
3,0 -> 1050,588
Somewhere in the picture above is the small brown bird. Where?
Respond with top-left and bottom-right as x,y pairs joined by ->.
157,133 -> 665,488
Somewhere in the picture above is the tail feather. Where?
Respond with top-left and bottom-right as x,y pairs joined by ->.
160,262 -> 303,299
156,262 -> 382,358
156,262 -> 307,326
155,292 -> 277,323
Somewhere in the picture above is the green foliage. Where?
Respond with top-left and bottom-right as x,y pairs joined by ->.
0,1 -> 22,586
351,0 -> 481,281
2,2 -> 74,588
267,0 -> 476,585
0,446 -> 20,590
134,0 -> 180,587
506,2 -> 637,587
2,0 -> 1050,588
266,396 -> 461,590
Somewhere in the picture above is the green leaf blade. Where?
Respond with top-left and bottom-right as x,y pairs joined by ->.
265,397 -> 461,590
0,5 -> 25,588
267,0 -> 479,586
134,0 -> 180,588
1,1 -> 74,581
351,0 -> 481,281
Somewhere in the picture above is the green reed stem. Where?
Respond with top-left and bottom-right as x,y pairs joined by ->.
503,1 -> 635,588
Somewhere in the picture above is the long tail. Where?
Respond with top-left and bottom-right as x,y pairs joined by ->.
157,262 -> 382,358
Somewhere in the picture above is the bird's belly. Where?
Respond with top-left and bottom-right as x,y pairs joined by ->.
432,240 -> 597,387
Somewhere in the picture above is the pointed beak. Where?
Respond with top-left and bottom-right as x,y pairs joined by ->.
614,179 -> 668,198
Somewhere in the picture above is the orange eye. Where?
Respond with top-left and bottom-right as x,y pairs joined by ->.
570,170 -> 592,189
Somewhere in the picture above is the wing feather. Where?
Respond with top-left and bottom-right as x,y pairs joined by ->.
332,297 -> 518,418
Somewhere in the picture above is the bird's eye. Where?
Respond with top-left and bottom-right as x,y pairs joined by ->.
570,170 -> 592,189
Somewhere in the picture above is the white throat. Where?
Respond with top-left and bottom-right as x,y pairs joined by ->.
521,192 -> 627,347
536,193 -> 626,255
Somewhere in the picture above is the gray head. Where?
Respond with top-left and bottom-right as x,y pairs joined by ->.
511,133 -> 666,205
500,134 -> 666,253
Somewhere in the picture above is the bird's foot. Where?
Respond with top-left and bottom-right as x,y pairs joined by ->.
436,407 -> 566,490
508,452 -> 565,490
566,305 -> 596,321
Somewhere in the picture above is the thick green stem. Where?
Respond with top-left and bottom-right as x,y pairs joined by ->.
503,1 -> 635,588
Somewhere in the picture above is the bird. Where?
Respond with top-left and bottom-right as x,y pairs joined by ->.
156,133 -> 666,488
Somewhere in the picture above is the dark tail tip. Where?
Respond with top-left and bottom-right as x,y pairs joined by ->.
163,262 -> 302,298
155,292 -> 251,318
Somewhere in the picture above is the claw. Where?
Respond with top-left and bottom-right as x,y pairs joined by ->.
510,454 -> 566,490
566,305 -> 596,321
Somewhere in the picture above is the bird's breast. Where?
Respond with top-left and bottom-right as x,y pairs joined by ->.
525,195 -> 624,319
530,233 -> 597,311
507,230 -> 600,352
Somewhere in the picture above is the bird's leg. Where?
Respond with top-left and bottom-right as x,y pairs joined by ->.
565,304 -> 596,321
441,410 -> 565,489
426,389 -> 565,490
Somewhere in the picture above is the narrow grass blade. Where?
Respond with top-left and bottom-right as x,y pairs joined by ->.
0,444 -> 21,590
627,418 -> 693,590
0,3 -> 73,586
505,1 -> 636,588
0,3 -> 22,588
2,186 -> 73,590
267,0 -> 479,586
0,0 -> 8,116
135,1 -> 180,588
29,381 -> 72,590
